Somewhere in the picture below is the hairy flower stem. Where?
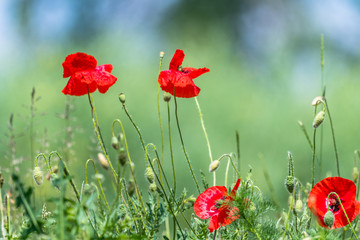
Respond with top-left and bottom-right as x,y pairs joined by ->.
86,91 -> 118,184
174,95 -> 201,193
325,99 -> 341,177
48,151 -> 99,238
167,102 -> 176,194
327,192 -> 358,239
111,119 -> 147,213
194,97 -> 215,186
283,184 -> 296,239
157,53 -> 165,165
85,159 -> 110,210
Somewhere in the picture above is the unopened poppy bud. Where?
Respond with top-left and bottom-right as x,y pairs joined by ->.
111,136 -> 119,150
209,160 -> 220,172
118,148 -> 127,166
285,176 -> 295,193
312,111 -> 325,128
353,167 -> 359,183
295,199 -> 304,212
160,51 -> 165,58
312,96 -> 324,106
149,183 -> 157,193
33,167 -> 43,185
119,93 -> 126,104
324,210 -> 334,228
97,153 -> 109,170
50,173 -> 60,190
46,166 -> 58,181
145,167 -> 155,183
127,180 -> 135,197
163,92 -> 171,102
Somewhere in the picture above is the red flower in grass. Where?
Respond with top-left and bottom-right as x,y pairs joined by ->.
308,177 -> 360,229
158,49 -> 210,98
62,52 -> 117,96
194,179 -> 241,232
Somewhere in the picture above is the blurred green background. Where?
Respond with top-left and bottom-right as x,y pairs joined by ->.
1,0 -> 360,208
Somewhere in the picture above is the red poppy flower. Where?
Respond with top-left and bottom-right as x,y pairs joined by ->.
158,49 -> 210,98
62,52 -> 117,96
194,179 -> 241,232
308,177 -> 360,229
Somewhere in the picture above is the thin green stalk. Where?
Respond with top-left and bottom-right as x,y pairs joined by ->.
0,187 -> 5,239
324,99 -> 340,177
112,119 -> 147,213
167,102 -> 176,193
87,91 -> 118,184
298,121 -> 313,149
157,53 -> 165,165
312,127 -> 317,188
236,130 -> 240,175
6,194 -> 11,237
282,184 -> 296,240
35,153 -> 53,174
225,158 -> 231,187
217,154 -> 241,179
174,95 -> 200,193
85,159 -> 110,210
327,192 -> 358,239
194,97 -> 215,186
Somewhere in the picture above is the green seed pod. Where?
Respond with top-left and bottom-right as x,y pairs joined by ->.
50,173 -> 60,190
145,167 -> 155,183
149,183 -> 157,193
285,176 -> 295,193
33,166 -> 43,185
353,167 -> 359,183
111,136 -> 119,150
118,148 -> 127,166
163,92 -> 171,102
119,93 -> 126,104
295,199 -> 304,212
127,180 -> 135,197
324,210 -> 334,228
312,111 -> 325,128
209,160 -> 220,172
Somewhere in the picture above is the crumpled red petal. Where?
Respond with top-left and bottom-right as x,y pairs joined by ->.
62,53 -> 97,78
194,186 -> 227,219
169,49 -> 185,71
62,77 -> 97,96
182,67 -> 210,79
158,70 -> 200,98
308,177 -> 360,229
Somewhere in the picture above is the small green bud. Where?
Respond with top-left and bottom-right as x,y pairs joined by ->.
209,160 -> 220,172
97,153 -> 109,170
163,92 -> 171,102
50,173 -> 60,190
33,166 -> 43,185
119,93 -> 126,104
312,111 -> 325,128
127,180 -> 135,197
160,51 -> 165,58
295,199 -> 304,212
312,96 -> 324,106
285,176 -> 295,193
324,210 -> 334,228
353,167 -> 359,183
118,148 -> 127,166
145,167 -> 155,183
149,183 -> 157,193
111,136 -> 119,150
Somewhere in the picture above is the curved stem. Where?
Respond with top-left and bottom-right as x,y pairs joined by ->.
166,102 -> 176,193
174,95 -> 200,193
85,159 -> 110,210
35,153 -> 53,174
194,97 -> 215,186
217,154 -> 241,179
86,90 -> 118,184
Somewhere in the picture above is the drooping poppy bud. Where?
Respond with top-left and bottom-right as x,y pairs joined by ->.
163,92 -> 171,102
295,199 -> 304,213
119,93 -> 126,104
145,167 -> 155,183
97,153 -> 109,170
50,173 -> 60,190
313,111 -> 325,128
149,183 -> 157,193
111,136 -> 119,150
209,160 -> 220,172
324,210 -> 335,228
118,148 -> 127,166
127,180 -> 135,197
33,167 -> 43,185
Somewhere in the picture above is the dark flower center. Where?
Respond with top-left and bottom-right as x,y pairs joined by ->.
215,196 -> 227,209
328,194 -> 343,213
177,66 -> 189,73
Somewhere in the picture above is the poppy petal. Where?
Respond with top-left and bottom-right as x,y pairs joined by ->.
96,64 -> 113,73
230,179 -> 241,198
194,186 -> 227,219
62,77 -> 97,96
208,214 -> 220,233
169,49 -> 185,71
183,67 -> 210,79
62,52 -> 97,78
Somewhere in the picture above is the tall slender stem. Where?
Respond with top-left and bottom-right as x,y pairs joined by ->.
194,97 -> 215,186
86,90 -> 118,184
312,127 -> 317,188
167,102 -> 176,193
157,53 -> 165,164
174,96 -> 200,193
